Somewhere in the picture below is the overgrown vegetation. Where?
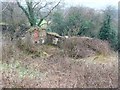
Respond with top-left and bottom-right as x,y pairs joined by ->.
1,38 -> 118,88
98,6 -> 118,50
50,6 -> 118,50
1,1 -> 118,88
61,37 -> 111,59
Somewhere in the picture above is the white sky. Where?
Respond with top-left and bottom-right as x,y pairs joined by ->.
2,0 -> 119,9
64,0 -> 119,9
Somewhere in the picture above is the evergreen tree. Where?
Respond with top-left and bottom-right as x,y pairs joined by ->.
99,14 -> 111,41
98,6 -> 118,50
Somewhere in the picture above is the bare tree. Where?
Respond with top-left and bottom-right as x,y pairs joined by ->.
16,0 -> 61,27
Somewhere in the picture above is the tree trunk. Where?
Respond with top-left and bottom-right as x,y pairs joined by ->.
26,1 -> 36,26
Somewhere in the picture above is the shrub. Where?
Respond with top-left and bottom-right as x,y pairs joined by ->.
61,36 -> 111,58
15,32 -> 36,53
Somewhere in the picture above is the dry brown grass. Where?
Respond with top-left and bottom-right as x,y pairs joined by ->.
1,36 -> 118,88
61,36 -> 111,58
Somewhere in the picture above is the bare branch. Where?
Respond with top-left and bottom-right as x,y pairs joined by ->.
1,2 -> 12,12
44,0 -> 61,18
33,2 -> 40,9
38,3 -> 48,11
16,0 -> 31,24
1,3 -> 9,12
38,0 -> 61,26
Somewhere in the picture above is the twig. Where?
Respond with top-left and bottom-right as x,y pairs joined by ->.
33,2 -> 40,9
1,3 -> 9,12
37,0 -> 61,26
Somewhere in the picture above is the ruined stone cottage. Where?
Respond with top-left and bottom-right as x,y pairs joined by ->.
27,19 -> 62,46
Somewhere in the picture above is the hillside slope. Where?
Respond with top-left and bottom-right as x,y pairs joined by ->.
1,42 -> 118,88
